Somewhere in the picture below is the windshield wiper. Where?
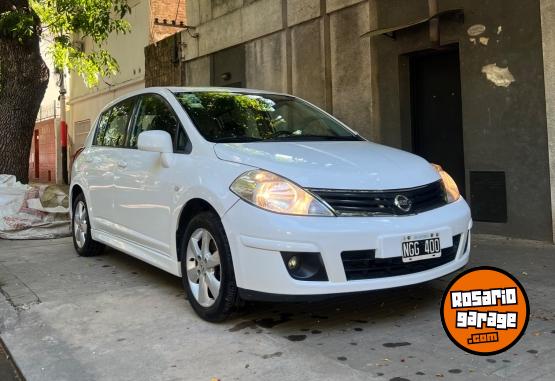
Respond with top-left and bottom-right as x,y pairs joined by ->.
213,136 -> 264,143
267,134 -> 363,141
213,135 -> 364,143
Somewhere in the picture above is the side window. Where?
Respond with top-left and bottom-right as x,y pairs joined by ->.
101,99 -> 135,148
130,94 -> 184,150
93,99 -> 134,148
93,110 -> 112,146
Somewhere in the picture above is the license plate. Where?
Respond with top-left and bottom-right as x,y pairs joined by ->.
402,234 -> 441,263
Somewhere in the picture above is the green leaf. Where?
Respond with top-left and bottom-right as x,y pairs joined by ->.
27,0 -> 132,87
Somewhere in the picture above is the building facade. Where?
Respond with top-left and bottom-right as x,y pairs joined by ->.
144,0 -> 555,242
29,109 -> 58,184
29,37 -> 63,184
68,0 -> 186,154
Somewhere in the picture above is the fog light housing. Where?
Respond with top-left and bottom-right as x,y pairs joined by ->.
281,252 -> 328,281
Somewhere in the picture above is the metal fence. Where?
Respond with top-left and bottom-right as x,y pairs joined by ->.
36,101 -> 60,122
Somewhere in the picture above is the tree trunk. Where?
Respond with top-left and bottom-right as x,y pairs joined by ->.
0,1 -> 49,183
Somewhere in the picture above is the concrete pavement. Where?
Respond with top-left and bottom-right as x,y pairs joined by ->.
0,236 -> 554,381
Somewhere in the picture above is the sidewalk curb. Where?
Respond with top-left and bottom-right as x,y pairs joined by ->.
0,334 -> 25,381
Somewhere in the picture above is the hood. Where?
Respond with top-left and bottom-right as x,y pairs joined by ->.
214,141 -> 440,190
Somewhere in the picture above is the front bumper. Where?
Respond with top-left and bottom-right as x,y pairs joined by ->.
222,198 -> 472,297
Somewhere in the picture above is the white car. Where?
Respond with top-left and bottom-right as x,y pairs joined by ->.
70,87 -> 472,321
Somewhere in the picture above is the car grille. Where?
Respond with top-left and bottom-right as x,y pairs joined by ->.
341,235 -> 461,281
308,181 -> 447,216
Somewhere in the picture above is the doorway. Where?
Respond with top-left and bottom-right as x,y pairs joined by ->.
409,46 -> 465,195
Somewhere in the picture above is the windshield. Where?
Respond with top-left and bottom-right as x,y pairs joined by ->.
174,92 -> 362,143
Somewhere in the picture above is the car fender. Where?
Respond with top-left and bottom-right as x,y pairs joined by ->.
169,157 -> 253,273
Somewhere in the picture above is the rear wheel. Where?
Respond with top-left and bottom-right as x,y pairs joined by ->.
72,193 -> 104,257
180,211 -> 238,321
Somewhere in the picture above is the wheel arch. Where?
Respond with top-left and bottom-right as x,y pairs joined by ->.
69,180 -> 93,225
175,198 -> 220,262
70,184 -> 84,207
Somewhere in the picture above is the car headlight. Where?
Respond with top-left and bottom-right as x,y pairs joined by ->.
432,164 -> 461,203
230,170 -> 334,216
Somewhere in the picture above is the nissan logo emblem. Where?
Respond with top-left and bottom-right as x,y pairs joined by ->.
394,195 -> 413,213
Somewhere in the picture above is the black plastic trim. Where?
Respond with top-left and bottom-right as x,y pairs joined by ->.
341,234 -> 462,281
280,252 -> 328,281
238,263 -> 465,303
308,180 -> 447,217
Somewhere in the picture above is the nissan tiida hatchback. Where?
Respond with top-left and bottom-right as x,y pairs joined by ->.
70,87 -> 472,321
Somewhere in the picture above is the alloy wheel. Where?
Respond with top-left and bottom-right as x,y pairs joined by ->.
185,228 -> 222,307
73,201 -> 88,249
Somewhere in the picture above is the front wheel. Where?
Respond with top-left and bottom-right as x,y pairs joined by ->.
180,211 -> 238,321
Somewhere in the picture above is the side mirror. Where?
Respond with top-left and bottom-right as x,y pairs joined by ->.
138,130 -> 173,153
137,130 -> 174,168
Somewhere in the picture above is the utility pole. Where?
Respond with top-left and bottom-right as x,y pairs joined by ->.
53,98 -> 63,184
57,69 -> 69,184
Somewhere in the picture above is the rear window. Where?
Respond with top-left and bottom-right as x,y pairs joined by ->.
94,98 -> 135,147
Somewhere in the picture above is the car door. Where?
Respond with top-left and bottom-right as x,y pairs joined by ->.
84,99 -> 135,233
112,93 -> 188,256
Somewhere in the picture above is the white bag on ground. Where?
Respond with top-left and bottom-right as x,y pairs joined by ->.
0,175 -> 29,224
0,175 -> 71,240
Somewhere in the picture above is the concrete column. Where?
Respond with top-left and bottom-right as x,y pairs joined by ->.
368,0 -> 380,142
321,0 -> 333,113
540,0 -> 555,243
283,0 -> 293,93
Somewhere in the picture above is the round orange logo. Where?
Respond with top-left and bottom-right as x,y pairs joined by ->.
440,266 -> 529,356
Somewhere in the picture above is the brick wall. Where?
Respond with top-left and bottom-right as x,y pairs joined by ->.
150,0 -> 187,42
29,118 -> 57,183
145,32 -> 187,87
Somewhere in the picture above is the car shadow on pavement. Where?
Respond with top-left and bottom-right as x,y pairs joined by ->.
229,281 -> 445,338
104,245 -> 447,337
99,246 -> 184,289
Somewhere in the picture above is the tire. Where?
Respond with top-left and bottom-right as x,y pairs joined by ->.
180,211 -> 238,322
72,193 -> 104,257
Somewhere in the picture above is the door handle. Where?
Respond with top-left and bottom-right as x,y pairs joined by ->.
117,160 -> 128,169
